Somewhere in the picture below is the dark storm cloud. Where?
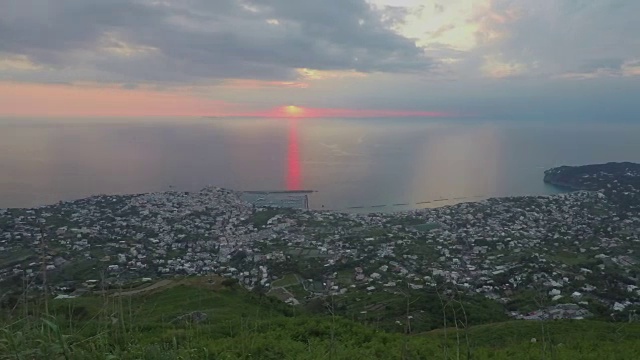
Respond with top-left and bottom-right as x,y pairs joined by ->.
0,0 -> 431,83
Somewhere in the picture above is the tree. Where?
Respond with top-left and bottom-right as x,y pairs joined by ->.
305,298 -> 327,314
221,278 -> 239,288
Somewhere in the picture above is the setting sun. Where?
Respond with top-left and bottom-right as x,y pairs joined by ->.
283,105 -> 305,117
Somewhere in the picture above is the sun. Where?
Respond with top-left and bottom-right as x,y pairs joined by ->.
283,105 -> 305,118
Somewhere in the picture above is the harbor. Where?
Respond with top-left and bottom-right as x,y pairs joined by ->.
240,189 -> 492,213
240,190 -> 312,209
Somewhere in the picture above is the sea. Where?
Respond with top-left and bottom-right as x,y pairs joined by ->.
2,117 -> 640,212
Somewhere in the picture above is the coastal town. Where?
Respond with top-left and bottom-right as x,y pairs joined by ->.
1,163 -> 639,323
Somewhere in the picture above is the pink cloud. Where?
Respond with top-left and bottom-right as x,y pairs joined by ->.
0,82 -> 452,119
0,82 -> 233,117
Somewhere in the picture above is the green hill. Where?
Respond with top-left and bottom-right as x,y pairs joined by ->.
2,279 -> 640,359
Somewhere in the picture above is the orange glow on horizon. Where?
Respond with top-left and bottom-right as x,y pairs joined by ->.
283,105 -> 305,118
0,81 -> 454,119
252,106 -> 452,119
0,82 -> 232,117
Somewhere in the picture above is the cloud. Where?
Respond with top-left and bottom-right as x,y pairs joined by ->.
558,58 -> 640,80
622,60 -> 640,77
377,0 -> 640,80
0,54 -> 43,71
481,54 -> 528,78
0,81 -> 234,117
469,0 -> 640,78
0,0 -> 431,85
222,79 -> 310,90
2,0 -> 639,120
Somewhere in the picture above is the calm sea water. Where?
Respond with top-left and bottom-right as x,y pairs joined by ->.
2,117 -> 640,212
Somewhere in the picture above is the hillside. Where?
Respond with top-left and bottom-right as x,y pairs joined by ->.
2,279 -> 640,359
544,162 -> 640,192
544,162 -> 640,214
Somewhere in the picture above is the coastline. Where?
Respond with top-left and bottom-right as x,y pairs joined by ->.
2,162 -> 638,213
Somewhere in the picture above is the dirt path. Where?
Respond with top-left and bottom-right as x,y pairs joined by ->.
111,279 -> 174,296
277,286 -> 295,298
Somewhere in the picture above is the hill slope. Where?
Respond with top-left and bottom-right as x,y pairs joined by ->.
2,280 -> 640,359
544,162 -> 640,191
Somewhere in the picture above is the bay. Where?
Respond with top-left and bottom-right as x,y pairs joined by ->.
1,117 -> 640,211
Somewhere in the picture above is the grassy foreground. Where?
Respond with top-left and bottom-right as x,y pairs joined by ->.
2,278 -> 640,359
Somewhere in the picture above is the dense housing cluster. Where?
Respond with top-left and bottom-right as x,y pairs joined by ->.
1,163 -> 639,320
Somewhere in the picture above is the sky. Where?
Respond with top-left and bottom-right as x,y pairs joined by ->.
1,0 -> 639,120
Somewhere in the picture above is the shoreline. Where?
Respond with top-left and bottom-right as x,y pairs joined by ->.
7,161 -> 638,212
0,185 -> 570,214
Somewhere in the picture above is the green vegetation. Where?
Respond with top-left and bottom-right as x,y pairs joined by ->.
286,284 -> 308,300
3,279 -> 640,359
548,251 -> 593,266
271,274 -> 299,288
284,248 -> 326,259
245,209 -> 276,228
0,249 -> 35,269
50,260 -> 100,283
411,222 -> 441,232
333,287 -> 510,333
245,208 -> 298,228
